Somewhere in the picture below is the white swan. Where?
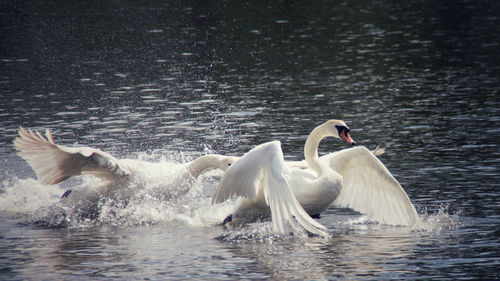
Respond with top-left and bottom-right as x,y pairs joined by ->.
14,127 -> 237,188
212,119 -> 421,236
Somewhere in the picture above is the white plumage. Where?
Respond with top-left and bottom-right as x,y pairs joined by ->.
13,127 -> 237,187
13,121 -> 421,236
14,127 -> 130,184
213,141 -> 328,236
324,146 -> 421,226
212,119 -> 421,236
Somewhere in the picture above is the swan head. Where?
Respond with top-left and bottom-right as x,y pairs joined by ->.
325,120 -> 356,145
218,156 -> 239,171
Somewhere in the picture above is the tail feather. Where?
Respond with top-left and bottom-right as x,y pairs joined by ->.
371,146 -> 386,156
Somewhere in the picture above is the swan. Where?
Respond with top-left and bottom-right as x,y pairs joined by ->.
13,127 -> 237,194
212,119 -> 421,236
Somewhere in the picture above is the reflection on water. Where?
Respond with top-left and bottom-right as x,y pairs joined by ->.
1,0 -> 499,279
218,225 -> 424,280
1,213 -> 474,280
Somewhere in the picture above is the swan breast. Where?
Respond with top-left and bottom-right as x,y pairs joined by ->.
288,171 -> 342,216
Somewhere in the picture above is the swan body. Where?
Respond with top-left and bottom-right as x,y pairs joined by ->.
213,120 -> 356,236
213,119 -> 421,235
13,127 -> 237,190
213,141 -> 330,236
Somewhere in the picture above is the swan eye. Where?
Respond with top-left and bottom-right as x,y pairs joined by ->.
227,162 -> 232,167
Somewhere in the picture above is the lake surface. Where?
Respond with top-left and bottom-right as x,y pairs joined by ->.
1,0 -> 499,279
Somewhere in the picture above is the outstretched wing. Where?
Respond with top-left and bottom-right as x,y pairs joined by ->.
322,146 -> 421,226
14,127 -> 130,184
213,141 -> 327,236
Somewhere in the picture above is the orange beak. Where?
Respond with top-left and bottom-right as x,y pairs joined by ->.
340,130 -> 356,145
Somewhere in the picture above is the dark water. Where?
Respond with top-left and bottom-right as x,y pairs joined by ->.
1,0 -> 499,280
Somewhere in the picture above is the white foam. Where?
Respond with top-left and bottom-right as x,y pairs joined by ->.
1,152 -> 235,228
416,204 -> 461,232
0,178 -> 61,214
2,152 -> 462,238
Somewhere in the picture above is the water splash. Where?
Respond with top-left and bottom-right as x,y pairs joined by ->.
1,153 -> 233,228
215,222 -> 312,243
335,205 -> 461,233
416,204 -> 461,232
2,151 -> 462,239
0,177 -> 61,215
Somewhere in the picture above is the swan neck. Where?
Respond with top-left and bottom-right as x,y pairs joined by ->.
187,155 -> 222,177
304,125 -> 327,174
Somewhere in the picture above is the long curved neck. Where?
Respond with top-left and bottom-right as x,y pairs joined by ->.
186,154 -> 223,177
304,124 -> 329,175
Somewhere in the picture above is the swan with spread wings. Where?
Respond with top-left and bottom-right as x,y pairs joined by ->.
13,127 -> 237,199
212,120 -> 421,236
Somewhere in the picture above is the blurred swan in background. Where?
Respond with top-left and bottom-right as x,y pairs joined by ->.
213,119 -> 421,236
13,127 -> 237,200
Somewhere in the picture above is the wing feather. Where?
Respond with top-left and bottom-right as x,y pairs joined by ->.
213,141 -> 327,236
324,146 -> 421,226
212,142 -> 267,203
14,127 -> 130,184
